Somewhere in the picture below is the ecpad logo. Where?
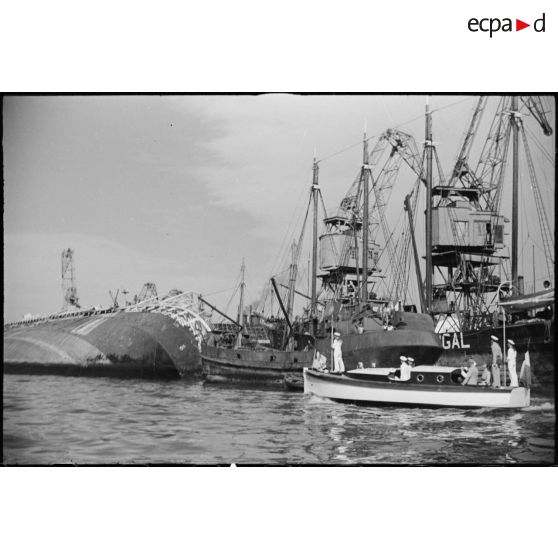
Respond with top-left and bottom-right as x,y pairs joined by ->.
468,13 -> 546,37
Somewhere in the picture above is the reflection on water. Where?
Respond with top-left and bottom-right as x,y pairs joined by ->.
2,374 -> 555,464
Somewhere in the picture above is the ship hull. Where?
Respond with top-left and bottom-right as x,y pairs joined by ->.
3,311 -> 202,378
315,312 -> 443,370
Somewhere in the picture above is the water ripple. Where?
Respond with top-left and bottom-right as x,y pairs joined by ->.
2,373 -> 555,464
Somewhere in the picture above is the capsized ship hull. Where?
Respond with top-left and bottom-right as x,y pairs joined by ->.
4,308 -> 205,379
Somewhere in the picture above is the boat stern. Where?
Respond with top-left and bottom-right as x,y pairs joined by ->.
508,387 -> 530,408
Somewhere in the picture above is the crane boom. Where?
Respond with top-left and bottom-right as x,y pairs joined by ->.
521,96 -> 553,136
448,96 -> 488,190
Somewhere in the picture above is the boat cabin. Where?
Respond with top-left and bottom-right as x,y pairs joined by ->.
345,365 -> 466,386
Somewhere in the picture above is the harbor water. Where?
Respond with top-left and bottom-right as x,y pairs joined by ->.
3,372 -> 555,464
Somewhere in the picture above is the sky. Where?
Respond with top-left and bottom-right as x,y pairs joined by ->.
3,95 -> 555,322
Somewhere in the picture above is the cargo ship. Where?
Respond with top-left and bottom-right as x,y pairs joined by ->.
201,126 -> 445,388
240,127 -> 444,382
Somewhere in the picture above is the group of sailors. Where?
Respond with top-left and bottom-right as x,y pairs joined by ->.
313,323 -> 528,391
329,330 -> 524,388
462,335 -> 521,387
393,356 -> 414,381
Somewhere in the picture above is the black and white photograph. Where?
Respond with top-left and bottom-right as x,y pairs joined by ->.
3,94 -> 555,465
2,3 -> 557,558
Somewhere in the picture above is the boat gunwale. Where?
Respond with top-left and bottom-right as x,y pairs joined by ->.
304,369 -> 526,394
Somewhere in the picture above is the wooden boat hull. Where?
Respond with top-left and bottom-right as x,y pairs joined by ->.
201,345 -> 313,386
303,369 -> 530,408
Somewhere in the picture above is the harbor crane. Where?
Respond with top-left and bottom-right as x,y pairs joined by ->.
61,248 -> 80,311
431,95 -> 554,331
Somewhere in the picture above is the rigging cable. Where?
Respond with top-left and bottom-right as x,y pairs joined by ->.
316,97 -> 477,165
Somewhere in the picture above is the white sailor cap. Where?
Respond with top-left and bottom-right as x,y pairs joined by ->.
400,356 -> 407,362
491,335 -> 498,341
407,357 -> 415,363
334,332 -> 341,337
507,339 -> 515,345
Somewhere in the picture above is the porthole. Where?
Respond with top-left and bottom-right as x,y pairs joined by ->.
436,375 -> 444,383
416,374 -> 424,383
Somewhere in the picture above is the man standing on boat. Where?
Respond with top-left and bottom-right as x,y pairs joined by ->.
490,335 -> 502,388
332,332 -> 345,373
507,339 -> 518,387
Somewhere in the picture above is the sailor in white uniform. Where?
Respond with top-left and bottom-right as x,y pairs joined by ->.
507,339 -> 518,387
331,332 -> 345,373
490,335 -> 502,387
395,356 -> 411,381
403,357 -> 414,381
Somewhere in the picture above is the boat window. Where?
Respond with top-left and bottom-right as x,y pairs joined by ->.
436,375 -> 445,383
270,355 -> 275,362
416,374 -> 424,383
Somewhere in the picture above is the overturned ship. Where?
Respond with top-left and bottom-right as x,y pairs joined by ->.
4,284 -> 210,379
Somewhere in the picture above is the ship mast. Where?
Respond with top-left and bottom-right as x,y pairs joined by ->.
286,240 -> 298,321
310,157 -> 319,335
510,95 -> 519,291
237,258 -> 246,327
404,194 -> 426,313
361,130 -> 370,306
425,96 -> 433,312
